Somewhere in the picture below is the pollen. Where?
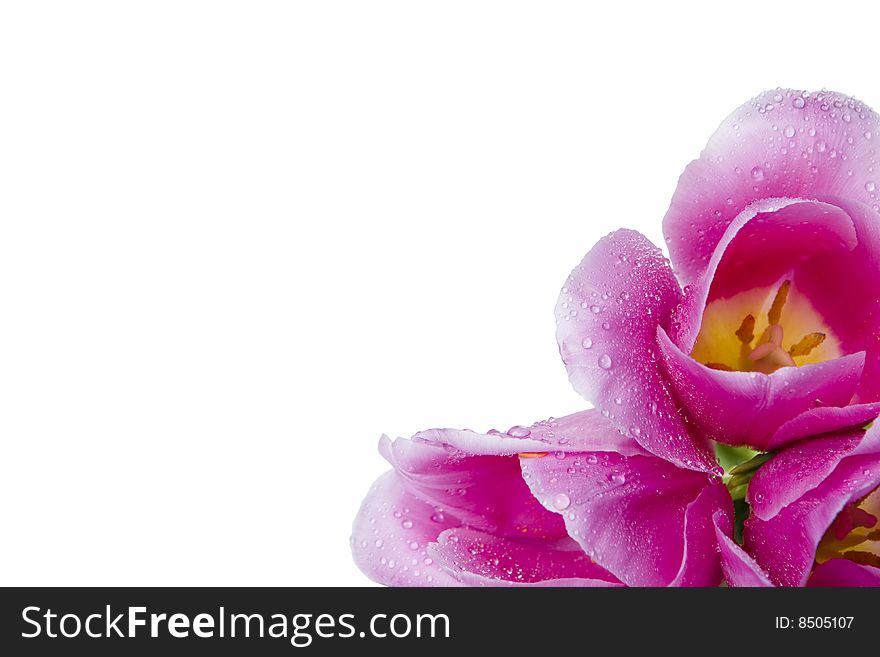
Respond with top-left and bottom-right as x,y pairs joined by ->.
735,314 -> 755,344
767,280 -> 790,326
789,332 -> 827,357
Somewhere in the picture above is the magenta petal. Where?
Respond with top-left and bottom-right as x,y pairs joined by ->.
658,327 -> 865,450
793,196 -> 880,403
713,512 -> 773,587
744,427 -> 880,586
415,409 -> 649,457
808,559 -> 880,587
557,228 -> 718,473
520,450 -> 731,586
381,434 -> 566,539
766,402 -> 880,451
669,198 -> 857,352
429,528 -> 622,587
663,88 -> 880,284
749,427 -> 880,521
351,471 -> 462,586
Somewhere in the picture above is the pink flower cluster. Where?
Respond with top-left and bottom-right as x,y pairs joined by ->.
351,89 -> 880,587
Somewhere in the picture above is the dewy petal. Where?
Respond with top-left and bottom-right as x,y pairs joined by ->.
793,196 -> 880,404
663,88 -> 880,284
381,434 -> 567,540
766,402 -> 880,451
428,528 -> 622,587
713,512 -> 773,587
415,409 -> 649,458
352,410 -> 642,586
351,471 -> 462,586
744,426 -> 880,586
748,426 -> 880,521
808,559 -> 880,587
520,450 -> 731,586
658,327 -> 865,450
668,198 -> 857,353
557,228 -> 718,473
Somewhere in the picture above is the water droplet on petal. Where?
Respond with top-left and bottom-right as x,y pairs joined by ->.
598,354 -> 613,369
783,125 -> 796,138
507,426 -> 531,438
552,493 -> 571,510
401,519 -> 414,529
581,337 -> 593,349
750,166 -> 764,181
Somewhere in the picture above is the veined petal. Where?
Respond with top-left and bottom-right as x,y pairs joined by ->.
663,89 -> 880,284
429,528 -> 622,587
520,449 -> 731,587
557,228 -> 718,473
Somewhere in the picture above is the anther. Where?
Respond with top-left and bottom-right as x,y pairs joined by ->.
789,332 -> 826,358
768,280 -> 791,325
735,314 -> 755,344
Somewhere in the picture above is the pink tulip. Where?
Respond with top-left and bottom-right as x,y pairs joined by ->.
560,89 -> 880,458
351,410 -> 731,586
717,421 -> 880,587
353,89 -> 880,587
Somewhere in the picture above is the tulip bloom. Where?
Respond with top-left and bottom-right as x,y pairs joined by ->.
351,411 -> 731,586
712,421 -> 880,587
718,426 -> 880,586
353,88 -> 880,587
558,89 -> 880,461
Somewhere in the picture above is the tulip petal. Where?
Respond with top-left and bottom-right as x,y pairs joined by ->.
351,471 -> 462,586
744,427 -> 880,586
352,410 -> 644,586
792,196 -> 880,403
808,559 -> 880,587
520,450 -> 731,586
713,512 -> 773,587
748,426 -> 880,521
381,434 -> 566,540
557,228 -> 718,473
414,409 -> 649,458
766,402 -> 880,451
669,198 -> 857,353
429,528 -> 622,587
663,88 -> 880,284
658,327 -> 865,450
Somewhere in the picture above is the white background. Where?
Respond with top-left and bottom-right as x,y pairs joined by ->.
1,1 -> 879,586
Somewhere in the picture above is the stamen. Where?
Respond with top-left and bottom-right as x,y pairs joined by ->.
518,452 -> 547,459
840,551 -> 880,568
768,280 -> 791,325
789,332 -> 826,358
735,314 -> 755,344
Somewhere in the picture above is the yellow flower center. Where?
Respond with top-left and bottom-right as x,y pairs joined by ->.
815,487 -> 880,568
691,279 -> 841,373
